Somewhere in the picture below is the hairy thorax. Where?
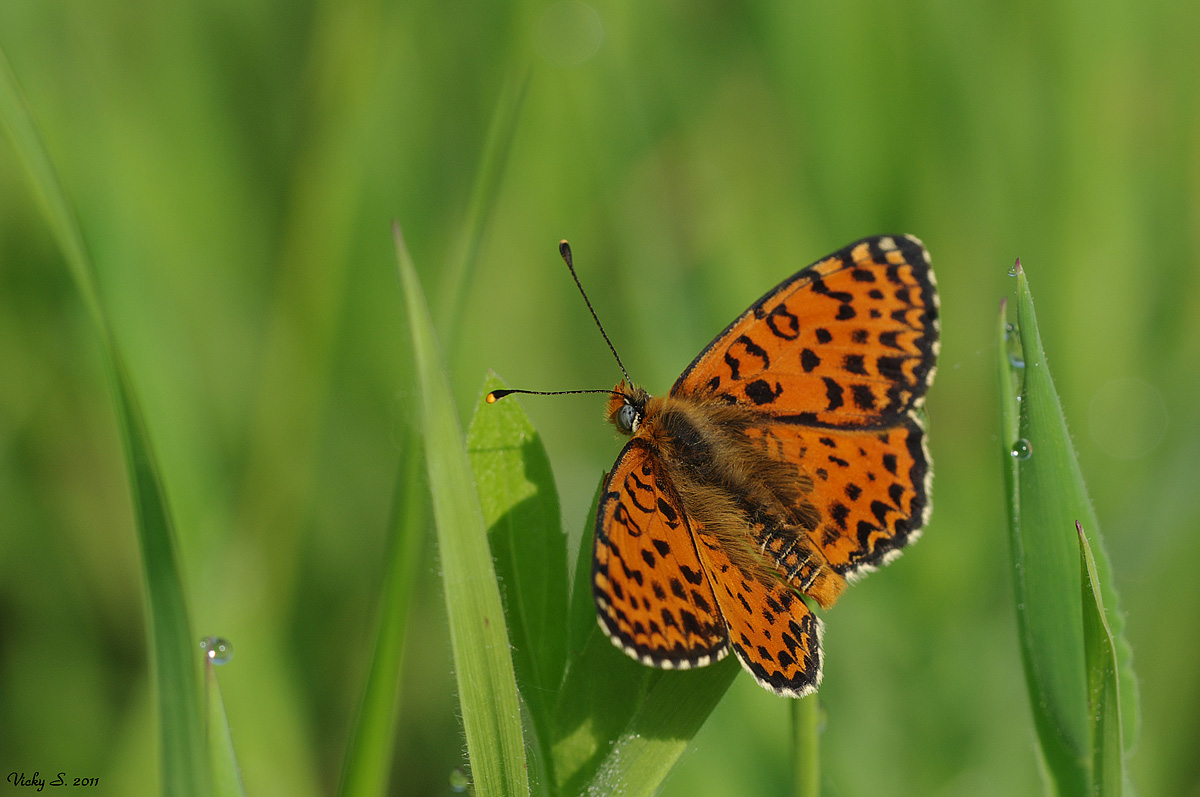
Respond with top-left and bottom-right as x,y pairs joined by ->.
621,388 -> 846,608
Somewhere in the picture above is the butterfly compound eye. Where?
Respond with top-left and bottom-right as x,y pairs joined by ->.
616,402 -> 641,434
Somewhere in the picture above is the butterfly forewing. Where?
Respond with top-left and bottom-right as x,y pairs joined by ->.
594,439 -> 729,668
672,235 -> 938,428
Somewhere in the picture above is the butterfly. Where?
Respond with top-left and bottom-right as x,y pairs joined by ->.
492,235 -> 938,697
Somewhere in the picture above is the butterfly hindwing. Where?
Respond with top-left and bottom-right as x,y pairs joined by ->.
691,526 -> 824,697
672,235 -> 938,428
594,439 -> 729,668
743,415 -> 931,579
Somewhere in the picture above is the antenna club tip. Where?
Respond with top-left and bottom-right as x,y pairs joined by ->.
487,389 -> 518,403
558,240 -> 573,262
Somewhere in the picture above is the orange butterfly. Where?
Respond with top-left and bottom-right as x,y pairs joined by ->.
491,235 -> 938,697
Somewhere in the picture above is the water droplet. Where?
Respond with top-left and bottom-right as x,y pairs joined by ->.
1004,323 -> 1025,368
1010,439 -> 1032,460
1008,257 -> 1021,276
449,768 -> 471,793
200,636 -> 233,665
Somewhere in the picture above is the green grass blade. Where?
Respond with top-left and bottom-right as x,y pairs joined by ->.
467,373 -> 570,787
791,694 -> 820,797
467,373 -> 569,703
115,361 -> 210,797
1,46 -> 207,797
1015,267 -> 1138,754
204,653 -> 247,797
1003,265 -> 1092,796
579,657 -> 740,796
1078,522 -> 1125,796
553,623 -> 658,794
1001,263 -> 1141,796
338,434 -> 429,797
394,223 -> 529,796
0,47 -> 102,332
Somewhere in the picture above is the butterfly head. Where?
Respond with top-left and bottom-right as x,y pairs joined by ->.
606,380 -> 650,436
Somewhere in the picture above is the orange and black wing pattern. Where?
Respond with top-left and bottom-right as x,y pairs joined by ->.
676,234 -> 937,579
592,234 -> 937,697
673,235 -> 938,429
743,416 -> 931,580
691,524 -> 824,696
594,439 -> 729,668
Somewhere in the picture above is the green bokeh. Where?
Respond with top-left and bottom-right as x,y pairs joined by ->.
2,1 -> 1197,794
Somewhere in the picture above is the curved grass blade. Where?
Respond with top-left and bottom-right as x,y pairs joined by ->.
1000,262 -> 1138,795
204,654 -> 247,797
394,223 -> 529,796
1001,269 -> 1091,795
1,46 -> 207,797
338,434 -> 428,797
468,372 -> 569,791
115,361 -> 210,797
1078,522 -> 1125,796
1015,269 -> 1138,753
580,656 -> 740,796
0,47 -> 103,330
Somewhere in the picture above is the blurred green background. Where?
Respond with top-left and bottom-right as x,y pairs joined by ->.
2,0 -> 1198,794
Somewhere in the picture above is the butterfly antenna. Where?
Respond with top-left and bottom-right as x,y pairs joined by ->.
487,241 -> 633,405
486,387 -> 618,403
559,240 -> 633,385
